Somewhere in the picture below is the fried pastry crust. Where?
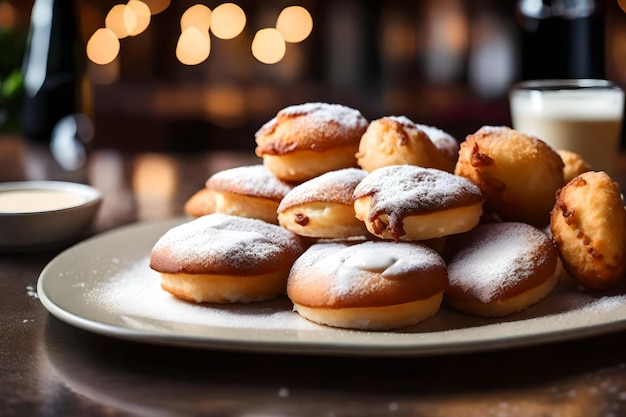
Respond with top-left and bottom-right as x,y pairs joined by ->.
550,171 -> 626,290
454,126 -> 564,227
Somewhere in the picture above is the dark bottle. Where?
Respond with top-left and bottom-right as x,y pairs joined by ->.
516,0 -> 605,80
20,0 -> 83,142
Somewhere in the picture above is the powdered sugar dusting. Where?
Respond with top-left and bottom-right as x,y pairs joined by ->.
382,116 -> 459,160
86,256 -> 318,330
150,214 -> 304,274
415,123 -> 459,160
278,168 -> 367,211
256,102 -> 368,140
278,102 -> 368,130
353,166 -> 483,236
386,115 -> 416,127
289,241 -> 445,303
447,223 -> 554,302
206,165 -> 293,201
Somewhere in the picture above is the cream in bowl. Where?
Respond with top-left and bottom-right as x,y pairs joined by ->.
0,181 -> 103,251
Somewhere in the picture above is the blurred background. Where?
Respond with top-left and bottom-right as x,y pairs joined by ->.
1,0 -> 626,155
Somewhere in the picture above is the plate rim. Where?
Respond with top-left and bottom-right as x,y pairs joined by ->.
37,217 -> 626,357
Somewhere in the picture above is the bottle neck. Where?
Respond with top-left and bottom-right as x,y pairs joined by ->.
23,0 -> 80,97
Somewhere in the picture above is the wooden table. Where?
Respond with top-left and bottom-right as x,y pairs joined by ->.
2,136 -> 626,417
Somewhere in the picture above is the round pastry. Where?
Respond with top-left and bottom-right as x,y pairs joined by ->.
454,126 -> 564,227
416,122 -> 459,168
557,149 -> 592,184
550,171 -> 626,290
255,102 -> 369,182
353,165 -> 484,242
445,222 -> 559,317
356,116 -> 456,173
287,240 -> 448,330
183,165 -> 293,224
277,168 -> 370,239
149,213 -> 306,303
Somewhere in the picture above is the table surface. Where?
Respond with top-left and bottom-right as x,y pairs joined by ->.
3,136 -> 626,417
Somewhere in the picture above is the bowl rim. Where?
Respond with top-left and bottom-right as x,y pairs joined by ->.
0,180 -> 103,216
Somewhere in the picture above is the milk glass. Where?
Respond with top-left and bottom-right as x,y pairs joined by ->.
509,79 -> 624,177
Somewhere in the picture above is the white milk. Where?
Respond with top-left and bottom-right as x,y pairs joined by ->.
510,88 -> 624,176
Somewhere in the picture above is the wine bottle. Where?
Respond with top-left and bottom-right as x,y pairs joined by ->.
20,0 -> 82,143
516,0 -> 605,80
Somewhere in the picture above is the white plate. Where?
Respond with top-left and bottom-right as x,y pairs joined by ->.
37,218 -> 626,356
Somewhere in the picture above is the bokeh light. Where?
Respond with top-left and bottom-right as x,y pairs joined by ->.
86,28 -> 120,65
87,2 -> 315,66
210,3 -> 246,40
181,4 -> 212,31
105,4 -> 136,39
126,0 -> 151,36
276,6 -> 313,43
176,26 -> 211,65
251,28 -> 286,64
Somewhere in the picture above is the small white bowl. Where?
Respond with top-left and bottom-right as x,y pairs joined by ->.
0,181 -> 102,251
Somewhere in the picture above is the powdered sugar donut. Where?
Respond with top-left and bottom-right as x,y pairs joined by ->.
356,116 -> 456,173
445,222 -> 559,317
287,241 -> 448,330
184,165 -> 293,224
150,214 -> 306,303
255,102 -> 369,182
277,168 -> 369,239
353,165 -> 484,241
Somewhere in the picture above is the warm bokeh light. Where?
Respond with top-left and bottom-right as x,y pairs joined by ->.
176,26 -> 211,65
105,4 -> 136,39
203,85 -> 246,125
132,154 -> 177,220
251,28 -> 286,64
181,4 -> 212,31
0,1 -> 17,28
210,3 -> 246,40
86,28 -> 120,65
142,0 -> 171,15
275,6 -> 313,43
126,0 -> 151,36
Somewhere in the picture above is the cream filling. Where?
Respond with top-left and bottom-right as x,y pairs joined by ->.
354,196 -> 483,240
278,202 -> 368,238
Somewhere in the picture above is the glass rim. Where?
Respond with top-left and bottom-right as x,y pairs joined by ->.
511,79 -> 621,92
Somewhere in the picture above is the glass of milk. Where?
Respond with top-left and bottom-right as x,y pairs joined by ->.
509,79 -> 624,177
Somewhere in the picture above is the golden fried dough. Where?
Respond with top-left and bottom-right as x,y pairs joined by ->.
277,168 -> 369,239
255,102 -> 368,182
356,116 -> 456,173
557,149 -> 592,184
353,165 -> 484,242
183,165 -> 293,224
445,222 -> 559,317
550,171 -> 626,290
287,241 -> 448,329
454,126 -> 564,227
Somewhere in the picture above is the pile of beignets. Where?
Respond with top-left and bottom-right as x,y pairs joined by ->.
150,102 -> 626,331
